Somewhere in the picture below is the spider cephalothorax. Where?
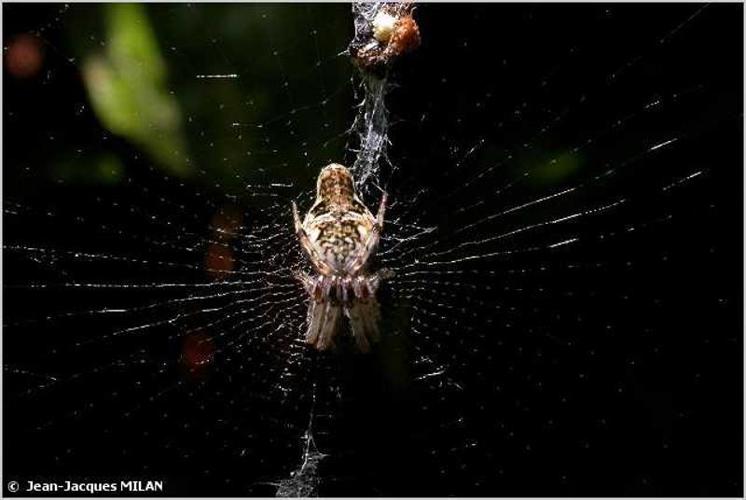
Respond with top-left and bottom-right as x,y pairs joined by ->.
293,163 -> 387,352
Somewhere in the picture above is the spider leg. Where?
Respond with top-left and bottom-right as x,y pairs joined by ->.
345,303 -> 370,353
306,300 -> 325,347
315,301 -> 341,350
344,193 -> 387,276
292,202 -> 334,275
376,192 -> 387,228
362,298 -> 381,343
345,294 -> 380,353
292,201 -> 303,233
296,271 -> 330,304
294,270 -> 314,294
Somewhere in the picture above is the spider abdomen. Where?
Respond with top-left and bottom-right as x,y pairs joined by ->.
310,217 -> 372,274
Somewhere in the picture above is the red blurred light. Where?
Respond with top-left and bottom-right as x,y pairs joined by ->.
181,331 -> 215,372
205,242 -> 234,281
5,34 -> 45,79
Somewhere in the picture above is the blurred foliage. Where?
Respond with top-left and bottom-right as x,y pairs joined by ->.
82,4 -> 190,177
61,3 -> 354,194
53,153 -> 124,185
529,150 -> 583,185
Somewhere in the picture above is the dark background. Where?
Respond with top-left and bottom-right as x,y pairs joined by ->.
3,3 -> 743,497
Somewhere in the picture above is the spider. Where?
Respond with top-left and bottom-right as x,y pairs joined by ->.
292,163 -> 387,352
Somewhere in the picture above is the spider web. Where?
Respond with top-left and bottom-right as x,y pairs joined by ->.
3,3 -> 742,497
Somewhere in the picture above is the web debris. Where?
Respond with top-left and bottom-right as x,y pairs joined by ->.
274,430 -> 326,498
348,1 -> 420,193
274,382 -> 327,497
